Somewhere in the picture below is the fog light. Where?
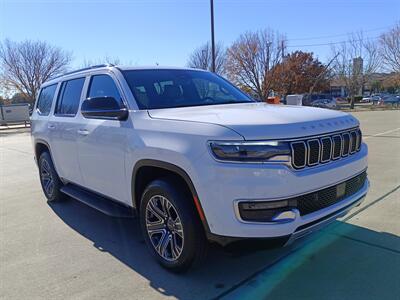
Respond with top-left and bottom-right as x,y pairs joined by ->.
240,200 -> 289,210
238,200 -> 297,222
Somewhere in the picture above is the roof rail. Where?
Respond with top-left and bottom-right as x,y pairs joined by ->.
50,64 -> 114,80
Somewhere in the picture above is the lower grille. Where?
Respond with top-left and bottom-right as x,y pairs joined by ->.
237,171 -> 367,222
296,171 -> 367,215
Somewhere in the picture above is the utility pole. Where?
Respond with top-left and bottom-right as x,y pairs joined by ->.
210,0 -> 216,73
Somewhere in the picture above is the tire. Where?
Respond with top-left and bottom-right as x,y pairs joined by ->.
139,178 -> 208,272
38,152 -> 66,202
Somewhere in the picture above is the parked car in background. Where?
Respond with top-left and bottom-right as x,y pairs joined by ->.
303,93 -> 335,107
310,98 -> 337,109
378,95 -> 400,106
360,96 -> 371,103
0,103 -> 30,126
371,95 -> 382,105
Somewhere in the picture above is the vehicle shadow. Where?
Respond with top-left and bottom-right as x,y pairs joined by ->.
49,199 -> 400,300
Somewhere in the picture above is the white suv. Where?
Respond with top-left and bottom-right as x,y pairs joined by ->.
31,65 -> 369,272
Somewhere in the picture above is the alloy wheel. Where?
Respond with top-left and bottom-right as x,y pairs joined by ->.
145,195 -> 184,261
40,159 -> 54,198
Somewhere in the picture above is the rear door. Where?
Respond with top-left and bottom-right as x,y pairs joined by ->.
31,83 -> 59,159
77,73 -> 129,203
48,77 -> 86,184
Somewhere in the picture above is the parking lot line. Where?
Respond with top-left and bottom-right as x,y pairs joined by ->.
215,186 -> 400,299
363,127 -> 400,139
342,184 -> 400,222
217,189 -> 400,300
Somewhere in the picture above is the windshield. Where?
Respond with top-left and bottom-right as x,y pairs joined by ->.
122,69 -> 254,109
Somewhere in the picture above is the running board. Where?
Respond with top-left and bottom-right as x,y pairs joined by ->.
60,184 -> 135,218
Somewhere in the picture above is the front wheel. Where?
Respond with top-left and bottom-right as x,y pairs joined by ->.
139,178 -> 207,272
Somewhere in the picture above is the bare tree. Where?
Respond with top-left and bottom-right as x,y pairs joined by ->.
380,23 -> 400,73
0,39 -> 72,103
331,32 -> 381,108
225,29 -> 286,100
187,42 -> 226,75
82,55 -> 122,68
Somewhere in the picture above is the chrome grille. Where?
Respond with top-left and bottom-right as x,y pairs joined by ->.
350,131 -> 357,153
342,132 -> 350,156
291,128 -> 362,169
291,142 -> 307,168
355,129 -> 362,150
321,137 -> 332,162
332,135 -> 342,159
307,139 -> 320,165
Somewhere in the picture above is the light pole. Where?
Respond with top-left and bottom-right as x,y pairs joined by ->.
210,0 -> 216,73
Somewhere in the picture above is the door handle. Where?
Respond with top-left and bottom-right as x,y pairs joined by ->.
77,129 -> 89,136
47,124 -> 56,130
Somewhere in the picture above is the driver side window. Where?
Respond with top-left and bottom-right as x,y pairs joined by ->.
87,74 -> 123,103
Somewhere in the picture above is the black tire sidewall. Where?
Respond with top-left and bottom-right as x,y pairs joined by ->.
139,178 -> 206,272
38,152 -> 64,202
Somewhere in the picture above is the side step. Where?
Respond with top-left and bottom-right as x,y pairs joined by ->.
60,184 -> 135,218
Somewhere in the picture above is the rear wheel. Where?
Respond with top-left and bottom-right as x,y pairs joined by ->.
139,178 -> 207,272
38,152 -> 66,202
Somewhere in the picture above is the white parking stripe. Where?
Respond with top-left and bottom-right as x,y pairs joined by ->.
363,127 -> 400,139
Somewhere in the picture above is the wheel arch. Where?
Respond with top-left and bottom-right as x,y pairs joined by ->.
131,159 -> 209,231
34,139 -> 52,164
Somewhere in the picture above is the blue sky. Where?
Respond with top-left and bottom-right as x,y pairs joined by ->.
1,0 -> 399,68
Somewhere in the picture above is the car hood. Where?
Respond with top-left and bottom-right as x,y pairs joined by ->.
148,102 -> 359,140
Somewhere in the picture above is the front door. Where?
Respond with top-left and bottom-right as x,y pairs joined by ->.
77,74 -> 129,204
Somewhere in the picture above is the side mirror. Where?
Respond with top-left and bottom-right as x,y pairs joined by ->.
81,97 -> 128,120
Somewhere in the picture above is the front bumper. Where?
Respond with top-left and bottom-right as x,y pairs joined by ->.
285,191 -> 366,245
191,143 -> 368,239
207,180 -> 368,246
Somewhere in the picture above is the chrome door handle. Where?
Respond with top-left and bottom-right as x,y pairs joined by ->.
77,129 -> 89,136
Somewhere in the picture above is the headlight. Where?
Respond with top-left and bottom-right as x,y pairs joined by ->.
209,141 -> 291,162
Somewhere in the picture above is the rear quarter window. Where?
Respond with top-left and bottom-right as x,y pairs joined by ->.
36,84 -> 58,116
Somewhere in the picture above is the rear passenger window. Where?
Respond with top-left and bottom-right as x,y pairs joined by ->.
37,84 -> 57,115
55,78 -> 85,116
87,74 -> 122,101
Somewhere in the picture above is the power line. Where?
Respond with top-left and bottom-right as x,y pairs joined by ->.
287,36 -> 380,48
287,26 -> 390,41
